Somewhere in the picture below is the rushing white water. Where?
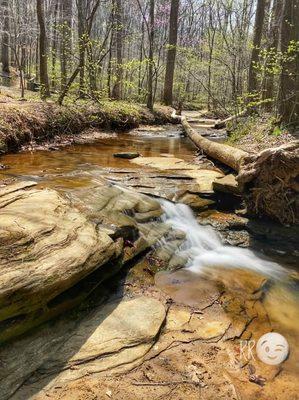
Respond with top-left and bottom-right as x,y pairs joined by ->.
161,200 -> 285,279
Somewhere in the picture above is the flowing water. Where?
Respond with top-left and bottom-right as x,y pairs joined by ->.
160,200 -> 285,278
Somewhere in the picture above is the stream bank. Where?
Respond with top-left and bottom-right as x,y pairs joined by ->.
0,125 -> 298,400
0,99 -> 176,154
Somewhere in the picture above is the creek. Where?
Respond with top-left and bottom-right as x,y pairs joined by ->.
1,124 -> 298,361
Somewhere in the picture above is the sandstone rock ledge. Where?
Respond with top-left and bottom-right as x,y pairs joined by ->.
0,180 -> 171,344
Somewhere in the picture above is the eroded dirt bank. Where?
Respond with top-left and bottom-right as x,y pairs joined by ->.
0,100 -> 175,154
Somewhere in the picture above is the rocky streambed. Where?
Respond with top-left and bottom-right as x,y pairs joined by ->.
0,125 -> 298,399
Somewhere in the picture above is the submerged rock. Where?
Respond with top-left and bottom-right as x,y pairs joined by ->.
114,152 -> 140,159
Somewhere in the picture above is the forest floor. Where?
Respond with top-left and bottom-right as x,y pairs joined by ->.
191,110 -> 298,154
226,115 -> 298,154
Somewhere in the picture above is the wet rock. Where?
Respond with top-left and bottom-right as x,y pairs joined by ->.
213,173 -> 243,194
197,210 -> 248,230
175,191 -> 215,211
113,152 -> 140,159
131,156 -> 224,193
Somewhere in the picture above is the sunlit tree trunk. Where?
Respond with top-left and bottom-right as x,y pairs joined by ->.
111,0 -> 123,99
77,0 -> 86,97
262,0 -> 283,109
278,0 -> 299,124
61,0 -> 72,91
147,0 -> 155,110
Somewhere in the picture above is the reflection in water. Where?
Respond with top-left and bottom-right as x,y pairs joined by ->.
0,132 -> 197,191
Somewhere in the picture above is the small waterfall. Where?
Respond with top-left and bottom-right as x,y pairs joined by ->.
161,200 -> 285,279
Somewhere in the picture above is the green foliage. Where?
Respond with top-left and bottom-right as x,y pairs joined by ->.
227,115 -> 259,143
272,126 -> 282,136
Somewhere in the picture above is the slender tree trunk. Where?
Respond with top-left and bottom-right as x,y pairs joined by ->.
147,0 -> 155,110
111,0 -> 123,99
278,0 -> 299,124
36,0 -> 50,99
262,0 -> 283,109
51,0 -> 59,89
77,0 -> 86,97
107,31 -> 113,97
163,0 -> 180,106
1,0 -> 10,76
248,0 -> 266,96
138,20 -> 145,98
61,0 -> 72,91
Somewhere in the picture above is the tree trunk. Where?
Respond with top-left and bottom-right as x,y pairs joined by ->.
147,0 -> 155,110
278,0 -> 299,124
36,0 -> 50,99
262,0 -> 283,109
248,0 -> 266,97
163,0 -> 179,106
111,0 -> 123,99
61,0 -> 72,91
77,0 -> 86,97
138,20 -> 145,98
181,116 -> 247,171
1,0 -> 10,76
51,0 -> 59,89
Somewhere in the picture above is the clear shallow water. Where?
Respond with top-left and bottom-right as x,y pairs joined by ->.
0,130 -> 198,190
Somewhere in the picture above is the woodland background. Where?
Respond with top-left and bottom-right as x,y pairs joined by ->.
0,0 -> 298,125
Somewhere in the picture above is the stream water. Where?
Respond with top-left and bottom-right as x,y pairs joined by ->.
160,200 -> 285,278
0,127 -> 194,189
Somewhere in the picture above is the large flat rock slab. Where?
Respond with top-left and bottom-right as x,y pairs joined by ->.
4,296 -> 166,399
131,156 -> 223,193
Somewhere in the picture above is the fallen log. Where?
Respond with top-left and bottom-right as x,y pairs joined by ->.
180,115 -> 299,225
214,109 -> 247,129
181,115 -> 247,171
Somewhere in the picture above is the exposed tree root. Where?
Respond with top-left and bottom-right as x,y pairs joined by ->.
237,141 -> 299,225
